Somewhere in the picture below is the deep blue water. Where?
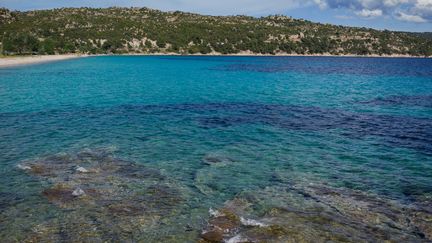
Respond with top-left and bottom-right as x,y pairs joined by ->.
0,56 -> 431,242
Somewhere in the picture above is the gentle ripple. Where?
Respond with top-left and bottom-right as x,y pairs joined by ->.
0,56 -> 431,242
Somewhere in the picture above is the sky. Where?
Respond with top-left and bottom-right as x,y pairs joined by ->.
1,0 -> 432,32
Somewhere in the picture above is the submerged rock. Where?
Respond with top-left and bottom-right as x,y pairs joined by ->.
200,229 -> 224,242
107,202 -> 148,217
11,148 -> 432,242
13,148 -> 187,242
240,217 -> 268,227
16,164 -> 31,170
75,166 -> 89,173
72,188 -> 86,197
29,164 -> 52,176
203,153 -> 235,166
201,183 -> 432,242
42,184 -> 76,205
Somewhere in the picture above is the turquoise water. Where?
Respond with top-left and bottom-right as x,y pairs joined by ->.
0,56 -> 431,242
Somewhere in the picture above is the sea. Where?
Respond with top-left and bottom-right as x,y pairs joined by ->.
0,56 -> 431,242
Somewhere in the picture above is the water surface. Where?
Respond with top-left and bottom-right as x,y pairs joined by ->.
0,56 -> 431,242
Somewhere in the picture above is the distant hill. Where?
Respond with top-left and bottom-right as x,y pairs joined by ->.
0,7 -> 431,56
413,32 -> 432,40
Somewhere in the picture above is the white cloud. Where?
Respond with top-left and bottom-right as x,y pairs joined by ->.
314,0 -> 328,9
317,0 -> 432,22
356,9 -> 383,17
335,15 -> 354,19
396,11 -> 428,22
410,0 -> 432,21
415,0 -> 432,8
382,0 -> 412,7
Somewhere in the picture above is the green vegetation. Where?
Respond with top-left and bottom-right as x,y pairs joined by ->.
1,7 -> 431,56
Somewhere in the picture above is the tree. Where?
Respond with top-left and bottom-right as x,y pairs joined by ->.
145,40 -> 152,48
38,38 -> 55,54
2,33 -> 39,54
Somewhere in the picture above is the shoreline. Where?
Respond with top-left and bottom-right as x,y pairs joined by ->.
0,52 -> 429,68
101,51 -> 432,58
0,54 -> 87,68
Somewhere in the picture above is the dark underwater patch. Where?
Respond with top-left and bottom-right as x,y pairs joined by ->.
210,56 -> 432,77
0,192 -> 22,212
1,102 -> 431,155
191,103 -> 432,155
157,56 -> 251,63
359,95 -> 432,108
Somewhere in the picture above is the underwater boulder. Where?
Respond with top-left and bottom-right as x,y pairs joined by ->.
201,183 -> 432,242
72,188 -> 86,197
203,153 -> 235,166
13,148 -> 188,242
200,229 -> 224,243
42,184 -> 76,206
75,166 -> 90,173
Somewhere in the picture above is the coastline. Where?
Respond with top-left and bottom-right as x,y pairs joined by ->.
98,52 -> 432,58
0,54 -> 87,68
0,52 -> 429,68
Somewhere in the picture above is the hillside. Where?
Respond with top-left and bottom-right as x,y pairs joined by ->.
0,7 -> 431,56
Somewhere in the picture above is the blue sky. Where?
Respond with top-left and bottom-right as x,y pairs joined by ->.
1,0 -> 431,32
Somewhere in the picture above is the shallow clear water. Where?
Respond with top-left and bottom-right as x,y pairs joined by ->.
0,56 -> 431,242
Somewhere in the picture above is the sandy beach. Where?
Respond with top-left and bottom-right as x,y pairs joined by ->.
0,53 -> 427,69
0,54 -> 86,68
